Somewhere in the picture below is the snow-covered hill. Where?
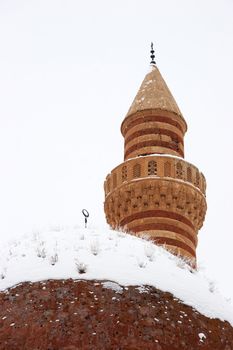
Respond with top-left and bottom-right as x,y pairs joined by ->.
0,226 -> 232,326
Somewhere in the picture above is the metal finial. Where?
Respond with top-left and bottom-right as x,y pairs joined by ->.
150,42 -> 156,65
82,209 -> 89,228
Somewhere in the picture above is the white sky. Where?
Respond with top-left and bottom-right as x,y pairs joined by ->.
0,0 -> 233,301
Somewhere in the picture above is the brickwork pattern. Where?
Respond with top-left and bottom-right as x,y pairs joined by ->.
121,109 -> 187,160
105,182 -> 206,263
104,64 -> 207,265
104,155 -> 206,264
104,155 -> 206,196
0,279 -> 232,350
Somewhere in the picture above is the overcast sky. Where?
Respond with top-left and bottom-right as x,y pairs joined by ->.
0,0 -> 233,302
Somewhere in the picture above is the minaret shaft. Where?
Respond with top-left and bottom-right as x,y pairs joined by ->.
104,60 -> 207,267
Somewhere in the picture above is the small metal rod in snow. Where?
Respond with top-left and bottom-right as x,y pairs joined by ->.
82,209 -> 89,228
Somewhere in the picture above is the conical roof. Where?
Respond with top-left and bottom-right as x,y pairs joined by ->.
125,65 -> 183,118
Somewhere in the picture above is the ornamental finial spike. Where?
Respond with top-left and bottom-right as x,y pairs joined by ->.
150,42 -> 156,65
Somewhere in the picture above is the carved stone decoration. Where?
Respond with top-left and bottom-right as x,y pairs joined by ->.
104,64 -> 207,267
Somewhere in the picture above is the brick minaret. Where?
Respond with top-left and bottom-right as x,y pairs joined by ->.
104,46 -> 207,266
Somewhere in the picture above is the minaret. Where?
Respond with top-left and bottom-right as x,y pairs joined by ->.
104,45 -> 207,266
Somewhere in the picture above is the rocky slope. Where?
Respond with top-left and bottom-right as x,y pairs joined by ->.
0,279 -> 232,350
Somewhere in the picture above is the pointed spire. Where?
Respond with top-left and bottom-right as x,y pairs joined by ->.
150,42 -> 156,65
125,65 -> 184,119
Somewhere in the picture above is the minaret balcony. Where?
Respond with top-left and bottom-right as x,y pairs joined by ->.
104,155 -> 206,199
104,155 -> 207,265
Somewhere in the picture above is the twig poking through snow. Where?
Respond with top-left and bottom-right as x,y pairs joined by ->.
36,241 -> 46,259
144,243 -> 155,261
137,259 -> 147,268
90,240 -> 99,256
117,231 -> 126,238
0,268 -> 6,280
79,233 -> 85,240
50,253 -> 58,266
75,261 -> 87,274
208,280 -> 217,293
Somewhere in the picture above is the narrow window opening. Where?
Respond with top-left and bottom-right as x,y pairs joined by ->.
176,162 -> 183,179
187,167 -> 192,182
195,171 -> 200,186
148,160 -> 157,175
133,163 -> 141,178
164,161 -> 171,177
122,166 -> 127,181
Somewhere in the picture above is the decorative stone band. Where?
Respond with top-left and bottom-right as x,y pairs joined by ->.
104,155 -> 206,199
124,127 -> 184,147
121,109 -> 187,160
124,139 -> 184,159
120,209 -> 195,230
122,219 -> 197,247
123,220 -> 197,260
121,109 -> 187,136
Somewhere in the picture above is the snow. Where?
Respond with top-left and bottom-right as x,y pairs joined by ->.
0,226 -> 233,326
126,153 -> 187,163
102,281 -> 123,293
148,64 -> 157,73
198,333 -> 207,342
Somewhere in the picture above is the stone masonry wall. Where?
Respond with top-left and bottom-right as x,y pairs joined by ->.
0,279 -> 232,350
104,155 -> 207,264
